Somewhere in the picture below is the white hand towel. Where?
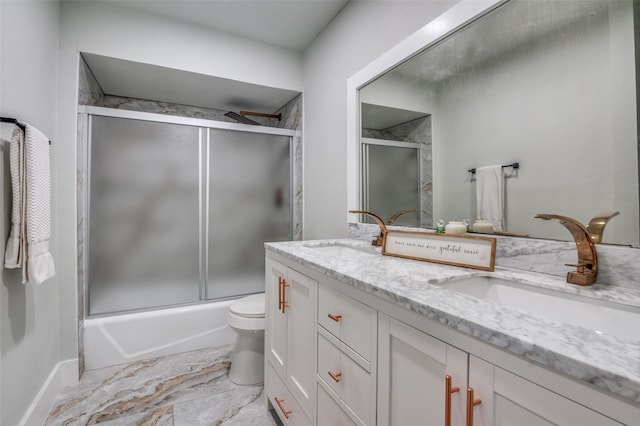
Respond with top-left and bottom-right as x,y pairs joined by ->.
476,165 -> 504,231
4,124 -> 55,284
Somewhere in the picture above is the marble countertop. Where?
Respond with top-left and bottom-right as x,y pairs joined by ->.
265,238 -> 640,405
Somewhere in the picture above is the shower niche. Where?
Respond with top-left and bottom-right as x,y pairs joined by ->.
85,113 -> 294,315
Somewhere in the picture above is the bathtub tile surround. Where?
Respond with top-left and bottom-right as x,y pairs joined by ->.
78,55 -> 104,106
45,345 -> 277,426
267,238 -> 640,405
76,113 -> 88,376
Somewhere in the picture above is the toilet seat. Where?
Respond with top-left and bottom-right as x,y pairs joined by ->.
227,293 -> 265,331
229,293 -> 265,318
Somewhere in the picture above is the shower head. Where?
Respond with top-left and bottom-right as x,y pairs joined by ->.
224,111 -> 260,125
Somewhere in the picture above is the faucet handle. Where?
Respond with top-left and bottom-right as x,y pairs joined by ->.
565,262 -> 593,273
564,263 -> 596,285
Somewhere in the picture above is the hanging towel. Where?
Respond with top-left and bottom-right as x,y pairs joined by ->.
475,165 -> 504,232
4,124 -> 55,284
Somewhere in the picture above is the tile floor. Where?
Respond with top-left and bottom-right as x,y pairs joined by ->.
45,345 -> 280,425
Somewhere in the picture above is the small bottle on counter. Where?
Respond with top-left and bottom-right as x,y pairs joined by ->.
472,219 -> 495,234
445,221 -> 467,234
463,218 -> 470,232
436,219 -> 445,233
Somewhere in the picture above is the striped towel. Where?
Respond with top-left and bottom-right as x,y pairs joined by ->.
4,124 -> 55,284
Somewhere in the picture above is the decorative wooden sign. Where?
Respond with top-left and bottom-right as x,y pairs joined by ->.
382,229 -> 496,271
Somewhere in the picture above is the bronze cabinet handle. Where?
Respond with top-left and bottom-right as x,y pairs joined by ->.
274,397 -> 291,419
327,313 -> 342,322
278,277 -> 283,312
328,371 -> 342,383
465,387 -> 481,426
445,375 -> 460,426
280,279 -> 290,314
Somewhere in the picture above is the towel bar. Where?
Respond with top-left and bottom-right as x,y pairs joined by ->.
469,162 -> 519,174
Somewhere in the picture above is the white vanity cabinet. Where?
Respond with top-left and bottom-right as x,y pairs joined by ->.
377,316 -> 625,426
265,257 -> 317,425
264,248 -> 638,426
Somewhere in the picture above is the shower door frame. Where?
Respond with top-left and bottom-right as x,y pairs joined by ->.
78,106 -> 301,318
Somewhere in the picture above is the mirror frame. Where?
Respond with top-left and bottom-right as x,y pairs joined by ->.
348,0 -> 513,223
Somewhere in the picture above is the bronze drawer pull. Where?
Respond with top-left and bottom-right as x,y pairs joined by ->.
328,371 -> 342,383
328,313 -> 342,322
274,397 -> 291,419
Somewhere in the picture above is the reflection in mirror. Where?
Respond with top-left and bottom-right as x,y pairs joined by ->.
360,103 -> 430,227
358,0 -> 639,246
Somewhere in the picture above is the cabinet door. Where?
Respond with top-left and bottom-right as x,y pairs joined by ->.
266,258 -> 289,376
285,268 -> 318,419
378,315 -> 468,426
468,356 -> 623,426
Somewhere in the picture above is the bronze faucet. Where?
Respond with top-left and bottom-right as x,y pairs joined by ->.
349,210 -> 387,246
586,211 -> 619,244
350,209 -> 418,246
534,214 -> 597,285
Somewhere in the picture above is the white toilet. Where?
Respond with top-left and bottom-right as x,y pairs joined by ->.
227,292 -> 266,385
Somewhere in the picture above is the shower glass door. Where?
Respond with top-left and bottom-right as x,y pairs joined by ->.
88,116 -> 201,315
206,129 -> 291,300
87,114 -> 293,315
362,141 -> 420,227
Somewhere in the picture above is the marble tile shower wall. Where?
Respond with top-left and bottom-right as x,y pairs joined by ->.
349,222 -> 640,291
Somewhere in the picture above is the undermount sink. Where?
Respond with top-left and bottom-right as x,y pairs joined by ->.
433,276 -> 640,341
305,243 -> 377,259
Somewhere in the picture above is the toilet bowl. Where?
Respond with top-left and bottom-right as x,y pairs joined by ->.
227,292 -> 265,385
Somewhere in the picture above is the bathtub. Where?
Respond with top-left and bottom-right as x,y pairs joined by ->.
84,301 -> 237,371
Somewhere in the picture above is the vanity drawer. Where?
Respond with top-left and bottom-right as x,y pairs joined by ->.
317,333 -> 371,425
266,364 -> 312,426
317,383 -> 362,426
318,285 -> 376,361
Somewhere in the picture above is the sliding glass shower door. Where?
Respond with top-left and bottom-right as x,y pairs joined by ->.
88,115 -> 292,316
89,117 -> 201,314
207,129 -> 291,300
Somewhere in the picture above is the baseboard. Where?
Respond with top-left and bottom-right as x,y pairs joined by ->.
19,358 -> 79,426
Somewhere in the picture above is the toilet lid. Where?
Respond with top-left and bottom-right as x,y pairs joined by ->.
229,293 -> 265,318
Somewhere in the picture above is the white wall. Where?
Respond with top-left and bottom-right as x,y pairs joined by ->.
302,0 -> 459,239
0,2 -> 61,424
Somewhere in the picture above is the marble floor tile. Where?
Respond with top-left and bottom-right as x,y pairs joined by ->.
173,386 -> 276,426
45,346 -> 278,426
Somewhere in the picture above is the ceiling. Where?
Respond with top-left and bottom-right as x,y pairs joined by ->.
84,0 -> 349,114
94,0 -> 350,52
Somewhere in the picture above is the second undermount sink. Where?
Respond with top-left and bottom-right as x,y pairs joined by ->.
304,243 -> 378,259
432,276 -> 640,341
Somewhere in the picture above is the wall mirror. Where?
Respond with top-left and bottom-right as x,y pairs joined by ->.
349,0 -> 639,246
